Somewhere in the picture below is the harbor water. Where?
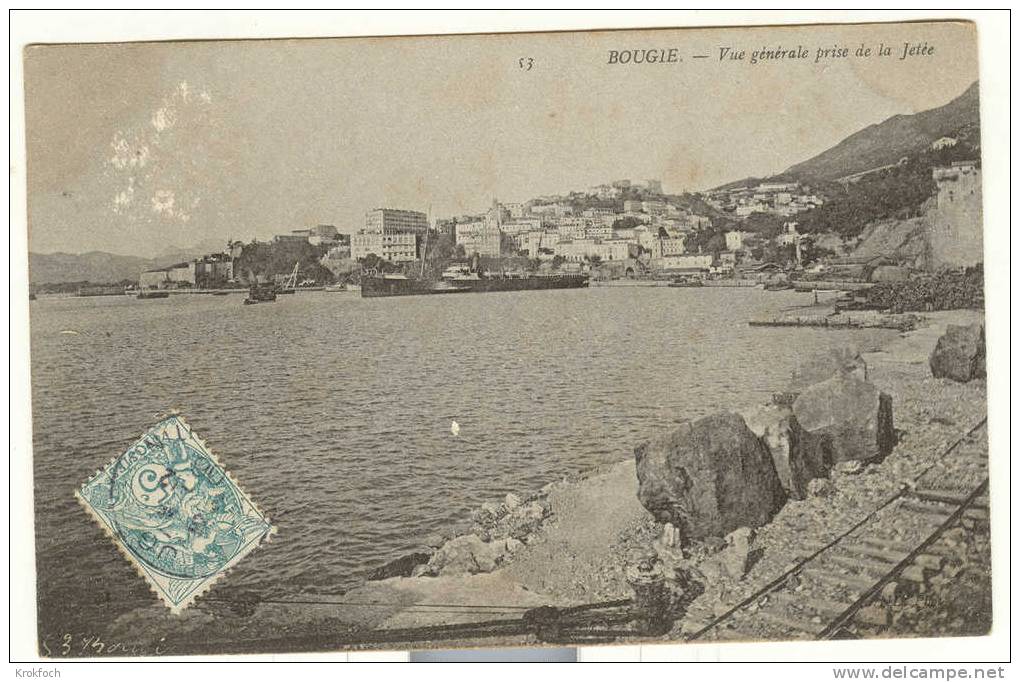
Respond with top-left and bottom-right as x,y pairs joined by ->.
29,287 -> 893,633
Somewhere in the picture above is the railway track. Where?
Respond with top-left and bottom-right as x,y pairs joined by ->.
683,418 -> 989,642
189,418 -> 988,651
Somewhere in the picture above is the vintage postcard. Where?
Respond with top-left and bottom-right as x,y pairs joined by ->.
22,18 -> 993,658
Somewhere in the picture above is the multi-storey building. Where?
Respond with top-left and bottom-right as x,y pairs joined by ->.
585,222 -> 613,241
555,238 -> 635,263
642,200 -> 667,216
351,232 -> 418,262
455,220 -> 501,257
365,208 -> 429,235
553,217 -> 589,241
502,217 -> 543,236
191,255 -> 234,288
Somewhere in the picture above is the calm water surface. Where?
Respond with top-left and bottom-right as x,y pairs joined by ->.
30,287 -> 891,631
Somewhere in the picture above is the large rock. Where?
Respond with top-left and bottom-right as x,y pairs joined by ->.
930,323 -> 986,382
366,551 -> 433,581
793,374 -> 895,463
743,403 -> 819,499
790,346 -> 868,392
634,412 -> 786,539
487,500 -> 547,541
425,534 -> 505,576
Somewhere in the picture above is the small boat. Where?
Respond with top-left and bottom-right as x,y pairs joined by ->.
764,281 -> 793,291
668,276 -> 704,288
210,291 -> 229,296
324,284 -> 347,292
136,290 -> 170,299
244,283 -> 277,305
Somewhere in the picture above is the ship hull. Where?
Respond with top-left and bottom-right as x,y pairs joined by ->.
361,274 -> 589,298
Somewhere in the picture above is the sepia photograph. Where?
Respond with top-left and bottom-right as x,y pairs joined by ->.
16,14 -> 1001,661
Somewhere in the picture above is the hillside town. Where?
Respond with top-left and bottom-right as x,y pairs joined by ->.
129,154 -> 981,296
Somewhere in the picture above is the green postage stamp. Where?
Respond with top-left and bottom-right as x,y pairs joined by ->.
76,415 -> 275,613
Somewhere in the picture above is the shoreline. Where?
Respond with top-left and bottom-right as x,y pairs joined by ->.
334,307 -> 988,638
94,306 -> 988,655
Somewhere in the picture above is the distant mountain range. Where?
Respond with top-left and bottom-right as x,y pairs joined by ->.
28,238 -> 229,285
716,81 -> 980,189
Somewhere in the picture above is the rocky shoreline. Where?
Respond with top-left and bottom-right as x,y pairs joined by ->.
336,308 -> 988,641
100,309 -> 989,654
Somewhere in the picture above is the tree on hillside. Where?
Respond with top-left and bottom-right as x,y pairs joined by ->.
360,253 -> 397,274
425,233 -> 455,261
233,239 -> 333,283
612,216 -> 645,231
742,212 -> 786,238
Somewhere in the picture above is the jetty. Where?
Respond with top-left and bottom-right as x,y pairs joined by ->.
750,310 -> 922,331
791,280 -> 875,292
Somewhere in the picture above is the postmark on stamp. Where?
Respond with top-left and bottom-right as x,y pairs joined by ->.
76,415 -> 275,613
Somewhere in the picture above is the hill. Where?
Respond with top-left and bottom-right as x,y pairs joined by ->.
28,251 -> 155,285
784,82 -> 979,182
711,82 -> 979,191
28,239 -> 235,286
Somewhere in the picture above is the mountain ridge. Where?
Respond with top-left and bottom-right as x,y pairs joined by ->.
714,81 -> 979,190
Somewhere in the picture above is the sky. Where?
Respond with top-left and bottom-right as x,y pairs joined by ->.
25,21 -> 978,258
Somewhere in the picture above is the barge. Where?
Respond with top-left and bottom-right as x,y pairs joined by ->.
361,270 -> 589,298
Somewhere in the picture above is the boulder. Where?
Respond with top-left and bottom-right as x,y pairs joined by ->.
930,323 -> 985,382
634,412 -> 786,539
660,522 -> 682,548
426,534 -> 505,576
807,478 -> 834,498
696,528 -> 756,583
789,346 -> 868,392
836,459 -> 865,475
793,375 -> 895,463
366,551 -> 433,581
504,493 -> 522,510
721,527 -> 755,580
489,500 -> 547,541
504,537 -> 524,554
422,532 -> 449,549
743,403 -> 817,499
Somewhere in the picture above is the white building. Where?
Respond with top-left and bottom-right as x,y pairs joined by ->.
555,239 -> 634,263
503,202 -> 527,219
554,217 -> 589,240
642,200 -> 667,216
659,236 -> 687,257
455,220 -> 501,257
351,232 -> 417,262
365,208 -> 429,235
520,230 -> 559,258
585,221 -> 613,240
